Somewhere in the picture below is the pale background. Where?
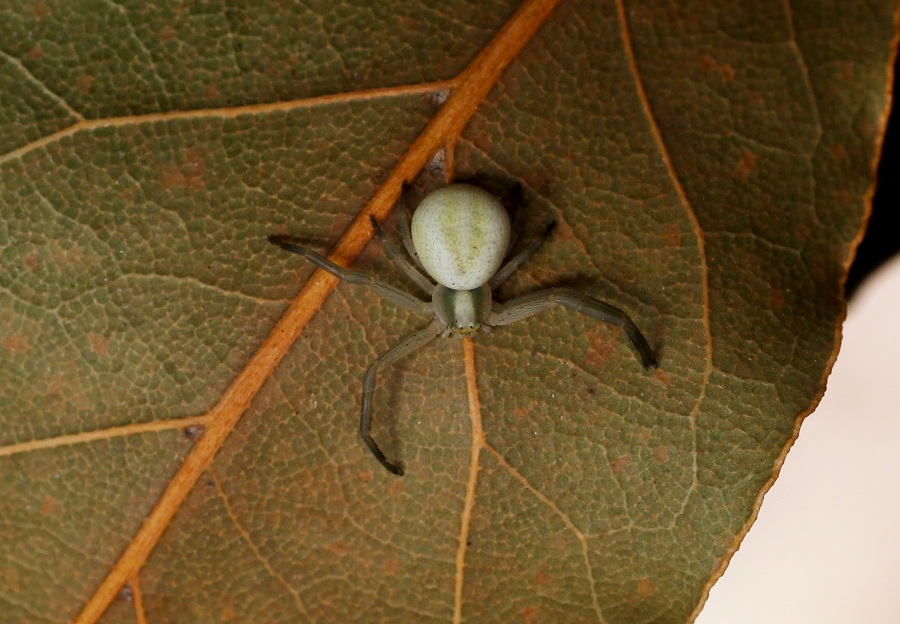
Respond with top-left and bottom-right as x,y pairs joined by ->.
695,255 -> 900,623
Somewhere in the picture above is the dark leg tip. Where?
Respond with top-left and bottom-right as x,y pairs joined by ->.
380,458 -> 404,476
268,233 -> 296,250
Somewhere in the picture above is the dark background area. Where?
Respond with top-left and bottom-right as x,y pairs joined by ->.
846,53 -> 898,299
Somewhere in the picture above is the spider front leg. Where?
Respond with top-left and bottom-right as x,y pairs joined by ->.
487,287 -> 657,368
268,235 -> 432,316
360,319 -> 446,475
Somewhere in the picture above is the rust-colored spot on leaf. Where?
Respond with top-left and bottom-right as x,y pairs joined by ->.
736,148 -> 757,180
697,53 -> 733,81
4,332 -> 29,355
24,250 -> 39,270
609,455 -> 630,475
327,540 -> 349,556
521,605 -> 540,623
383,557 -> 401,576
158,25 -> 177,42
720,62 -> 735,82
161,149 -> 207,190
88,332 -> 109,357
25,45 -> 43,60
388,479 -> 405,497
552,216 -> 575,242
697,54 -> 717,72
770,286 -> 785,311
836,188 -> 856,207
75,74 -> 95,94
664,222 -> 681,248
357,469 -> 374,484
584,327 -> 615,370
514,406 -> 528,418
636,577 -> 656,597
830,142 -> 849,163
204,83 -> 221,99
652,445 -> 669,463
40,495 -> 56,516
533,570 -> 551,587
31,0 -> 50,18
654,368 -> 673,389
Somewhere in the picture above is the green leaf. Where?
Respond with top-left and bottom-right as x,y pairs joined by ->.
0,1 -> 894,622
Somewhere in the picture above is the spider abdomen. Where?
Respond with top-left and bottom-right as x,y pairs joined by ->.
411,184 -> 511,290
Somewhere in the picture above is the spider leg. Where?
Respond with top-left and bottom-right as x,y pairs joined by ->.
360,319 -> 446,475
369,216 -> 435,293
489,222 -> 557,289
397,195 -> 427,272
268,235 -> 432,316
487,287 -> 657,368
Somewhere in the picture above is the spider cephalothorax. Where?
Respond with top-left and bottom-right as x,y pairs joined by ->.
270,183 -> 656,475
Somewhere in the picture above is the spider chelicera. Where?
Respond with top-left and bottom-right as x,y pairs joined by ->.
269,183 -> 657,476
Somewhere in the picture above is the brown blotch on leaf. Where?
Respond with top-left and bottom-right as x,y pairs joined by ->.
652,445 -> 669,463
697,54 -> 717,72
836,188 -> 856,207
75,74 -> 95,94
550,534 -> 568,551
383,557 -> 401,576
327,540 -> 349,556
830,142 -> 849,163
31,0 -> 51,17
24,250 -> 39,270
388,479 -> 405,497
158,25 -> 177,41
161,148 -> 207,191
25,45 -> 44,60
697,54 -> 733,81
204,83 -> 221,100
770,286 -> 785,311
358,469 -> 374,484
40,495 -> 56,516
552,215 -> 575,242
720,62 -> 735,82
521,606 -> 540,624
837,60 -> 857,83
654,368 -> 672,389
636,577 -> 657,597
4,332 -> 29,355
736,148 -> 757,180
514,406 -> 528,418
584,327 -> 615,370
88,332 -> 109,356
609,455 -> 630,475
533,570 -> 551,587
663,222 -> 681,248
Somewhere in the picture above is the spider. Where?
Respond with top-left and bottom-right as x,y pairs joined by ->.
269,183 -> 657,476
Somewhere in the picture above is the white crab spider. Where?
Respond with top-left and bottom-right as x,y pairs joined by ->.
270,183 -> 656,475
